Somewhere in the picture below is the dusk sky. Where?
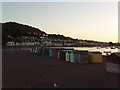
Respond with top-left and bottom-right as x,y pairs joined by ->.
2,1 -> 118,42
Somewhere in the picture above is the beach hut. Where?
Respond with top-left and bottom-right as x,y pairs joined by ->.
33,47 -> 38,53
65,51 -> 70,62
54,48 -> 66,59
37,47 -> 42,55
32,48 -> 35,53
54,48 -> 74,60
88,51 -> 102,63
48,48 -> 55,57
53,48 -> 58,58
73,51 -> 80,63
41,47 -> 45,55
77,50 -> 89,63
30,48 -> 33,52
55,48 -> 64,59
33,47 -> 42,54
49,48 -> 52,57
69,51 -> 76,63
106,52 -> 120,74
59,50 -> 74,61
59,50 -> 66,60
44,48 -> 49,56
65,50 -> 74,62
56,50 -> 77,63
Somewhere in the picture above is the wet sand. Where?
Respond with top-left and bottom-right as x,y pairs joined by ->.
2,50 -> 119,88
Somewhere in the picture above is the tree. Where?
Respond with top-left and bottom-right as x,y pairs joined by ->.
109,42 -> 114,46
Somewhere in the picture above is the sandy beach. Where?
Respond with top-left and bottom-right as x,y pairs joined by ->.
2,49 -> 119,88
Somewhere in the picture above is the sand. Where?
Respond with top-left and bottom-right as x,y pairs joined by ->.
2,49 -> 119,88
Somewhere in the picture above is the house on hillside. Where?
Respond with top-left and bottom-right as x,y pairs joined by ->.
64,41 -> 76,46
6,41 -> 15,46
52,41 -> 63,46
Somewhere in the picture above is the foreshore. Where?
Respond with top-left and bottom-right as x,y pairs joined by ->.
2,49 -> 119,88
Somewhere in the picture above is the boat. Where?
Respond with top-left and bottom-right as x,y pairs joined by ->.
110,46 -> 116,49
103,51 -> 111,56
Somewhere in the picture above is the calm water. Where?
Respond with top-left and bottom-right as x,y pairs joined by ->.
71,47 -> 119,55
53,47 -> 120,55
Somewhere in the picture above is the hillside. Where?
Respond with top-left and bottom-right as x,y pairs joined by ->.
48,34 -> 74,40
2,21 -> 111,47
2,22 -> 47,45
2,21 -> 77,46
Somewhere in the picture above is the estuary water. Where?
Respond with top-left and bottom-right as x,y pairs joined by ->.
53,47 -> 120,55
69,47 -> 119,55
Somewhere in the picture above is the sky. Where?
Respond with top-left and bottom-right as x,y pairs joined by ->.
2,1 -> 118,43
